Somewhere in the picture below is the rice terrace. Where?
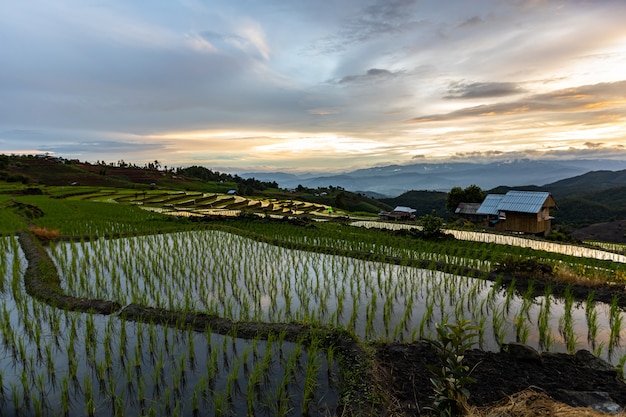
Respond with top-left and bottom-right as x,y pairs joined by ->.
3,157 -> 626,416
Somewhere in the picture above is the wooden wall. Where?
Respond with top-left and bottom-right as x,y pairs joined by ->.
495,211 -> 552,235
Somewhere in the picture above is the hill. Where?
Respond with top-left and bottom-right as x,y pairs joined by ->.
484,169 -> 626,228
6,154 -> 626,225
378,190 -> 447,217
0,154 -> 387,215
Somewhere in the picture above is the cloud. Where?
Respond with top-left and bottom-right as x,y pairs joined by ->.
412,80 -> 626,122
307,108 -> 340,115
38,140 -> 167,155
457,16 -> 483,28
2,1 -> 626,171
199,20 -> 270,61
0,129 -> 42,137
308,0 -> 422,54
445,81 -> 525,99
447,143 -> 626,163
336,68 -> 401,84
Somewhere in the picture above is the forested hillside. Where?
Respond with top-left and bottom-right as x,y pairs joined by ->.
385,170 -> 626,228
379,190 -> 447,217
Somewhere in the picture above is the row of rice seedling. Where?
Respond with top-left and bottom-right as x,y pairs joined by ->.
585,240 -> 626,254
224,219 -> 626,286
1,235 -> 338,416
351,220 -> 626,263
49,230 -> 626,367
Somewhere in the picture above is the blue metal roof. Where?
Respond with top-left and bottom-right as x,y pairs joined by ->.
476,194 -> 504,215
497,191 -> 551,213
394,206 -> 416,213
477,191 -> 552,215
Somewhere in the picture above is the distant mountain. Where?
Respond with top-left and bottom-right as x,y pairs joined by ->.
487,169 -> 626,227
241,159 -> 626,197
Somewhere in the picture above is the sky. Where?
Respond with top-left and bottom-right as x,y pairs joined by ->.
2,0 -> 626,173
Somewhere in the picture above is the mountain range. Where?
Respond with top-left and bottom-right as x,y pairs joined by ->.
242,159 -> 626,197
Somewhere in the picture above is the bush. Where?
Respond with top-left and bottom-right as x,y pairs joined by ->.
425,320 -> 479,416
419,211 -> 446,239
492,255 -> 553,278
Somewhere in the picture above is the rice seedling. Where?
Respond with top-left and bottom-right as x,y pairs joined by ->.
558,287 -> 578,354
617,354 -> 626,380
609,295 -> 624,349
491,304 -> 508,347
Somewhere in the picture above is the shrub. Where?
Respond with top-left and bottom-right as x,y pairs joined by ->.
419,211 -> 446,239
425,320 -> 479,417
492,255 -> 553,278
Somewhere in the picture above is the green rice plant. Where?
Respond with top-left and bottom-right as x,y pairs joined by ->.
559,286 -> 577,354
514,316 -> 530,344
503,279 -> 517,315
609,295 -> 624,348
585,291 -> 600,346
302,341 -> 322,416
537,287 -> 553,351
491,305 -> 508,348
84,373 -> 95,417
476,316 -> 487,349
616,354 -> 626,381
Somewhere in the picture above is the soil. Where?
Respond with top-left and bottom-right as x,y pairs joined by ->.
376,341 -> 626,415
572,220 -> 626,244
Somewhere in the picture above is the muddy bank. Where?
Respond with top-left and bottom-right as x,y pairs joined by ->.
18,231 -> 121,314
377,341 -> 626,415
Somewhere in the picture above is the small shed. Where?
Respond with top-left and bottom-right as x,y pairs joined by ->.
455,202 -> 484,222
477,191 -> 557,235
379,206 -> 416,221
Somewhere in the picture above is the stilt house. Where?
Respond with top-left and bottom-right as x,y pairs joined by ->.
476,191 -> 557,235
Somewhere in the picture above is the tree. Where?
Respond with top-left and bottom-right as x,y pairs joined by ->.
446,184 -> 486,214
463,184 -> 485,203
446,187 -> 465,214
334,191 -> 347,209
419,210 -> 445,239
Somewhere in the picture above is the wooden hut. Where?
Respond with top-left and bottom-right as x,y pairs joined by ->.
476,191 -> 557,235
379,206 -> 416,221
454,202 -> 484,223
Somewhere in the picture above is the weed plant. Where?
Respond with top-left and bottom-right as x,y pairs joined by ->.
425,320 -> 479,417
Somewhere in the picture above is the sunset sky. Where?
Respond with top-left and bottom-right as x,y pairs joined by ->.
2,0 -> 626,172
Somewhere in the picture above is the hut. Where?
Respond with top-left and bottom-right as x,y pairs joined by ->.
476,191 -> 557,235
454,202 -> 484,223
379,206 -> 416,221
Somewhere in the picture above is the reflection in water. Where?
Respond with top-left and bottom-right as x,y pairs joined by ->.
49,231 -> 626,366
0,237 -> 338,416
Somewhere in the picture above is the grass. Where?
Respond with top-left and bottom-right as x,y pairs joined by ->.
8,195 -> 192,236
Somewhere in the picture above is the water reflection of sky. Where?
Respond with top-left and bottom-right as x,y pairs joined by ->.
48,231 -> 626,367
1,236 -> 339,417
